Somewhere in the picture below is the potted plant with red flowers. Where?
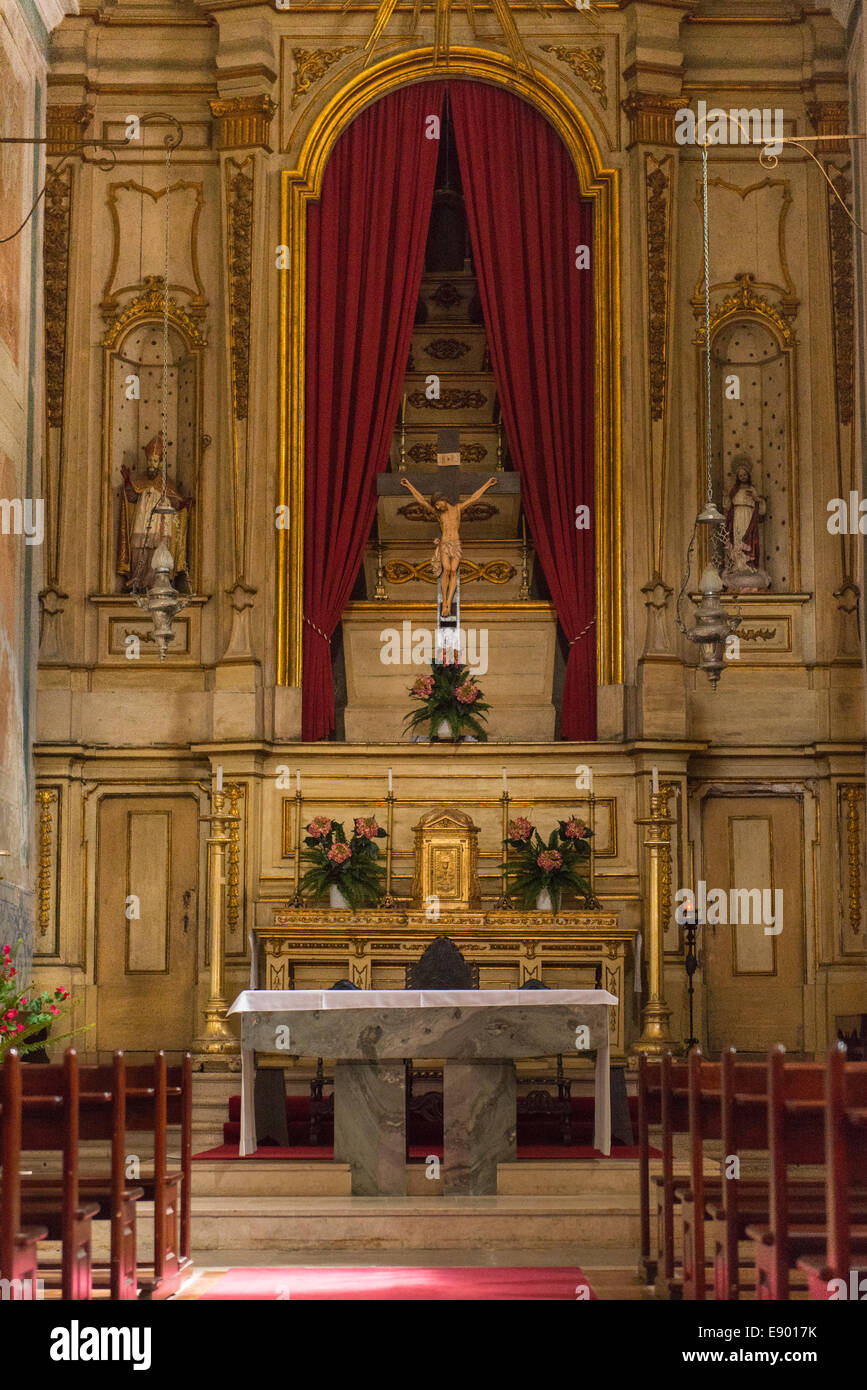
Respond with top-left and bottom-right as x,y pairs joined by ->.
299,814 -> 387,910
502,814 -> 593,912
0,939 -> 86,1060
403,663 -> 490,743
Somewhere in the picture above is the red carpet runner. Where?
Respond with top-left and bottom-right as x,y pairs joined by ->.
198,1266 -> 596,1300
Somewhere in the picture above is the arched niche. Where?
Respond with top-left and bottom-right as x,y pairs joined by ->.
277,49 -> 621,691
100,290 -> 206,594
700,294 -> 799,592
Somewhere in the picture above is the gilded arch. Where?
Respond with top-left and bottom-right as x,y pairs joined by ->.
277,48 -> 622,693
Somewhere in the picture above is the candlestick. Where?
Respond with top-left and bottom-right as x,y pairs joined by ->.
399,393 -> 407,471
381,789 -> 396,908
291,781 -> 304,908
495,790 -> 514,910
631,786 -> 678,1057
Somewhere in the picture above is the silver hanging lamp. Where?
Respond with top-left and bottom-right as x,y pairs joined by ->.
676,140 -> 738,688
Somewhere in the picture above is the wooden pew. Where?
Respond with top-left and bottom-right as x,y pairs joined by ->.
122,1051 -> 193,1298
797,1043 -> 867,1299
747,1044 -> 867,1300
21,1050 -> 192,1300
637,1052 -> 690,1294
13,1048 -> 100,1299
22,1051 -> 143,1300
0,1050 -> 47,1299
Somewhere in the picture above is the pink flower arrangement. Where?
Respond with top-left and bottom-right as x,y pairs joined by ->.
306,815 -> 333,839
455,682 -> 480,705
354,816 -> 380,839
562,817 -> 589,840
0,939 -> 84,1059
327,842 -> 352,865
537,849 -> 563,873
508,817 -> 533,842
410,675 -> 435,700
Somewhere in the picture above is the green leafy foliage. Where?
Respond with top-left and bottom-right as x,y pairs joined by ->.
299,815 -> 387,911
0,939 -> 89,1060
501,815 -> 594,912
403,662 -> 490,742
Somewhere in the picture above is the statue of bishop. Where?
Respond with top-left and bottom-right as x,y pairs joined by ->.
117,433 -> 193,591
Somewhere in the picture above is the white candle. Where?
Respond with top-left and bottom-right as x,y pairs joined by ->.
388,767 -> 393,793
651,766 -> 659,794
502,767 -> 507,792
296,770 -> 301,794
216,765 -> 223,791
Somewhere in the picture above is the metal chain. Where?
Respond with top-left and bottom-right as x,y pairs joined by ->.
160,134 -> 172,501
701,142 -> 712,509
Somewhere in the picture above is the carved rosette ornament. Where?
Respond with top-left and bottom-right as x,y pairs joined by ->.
291,48 -> 357,111
541,45 -> 608,110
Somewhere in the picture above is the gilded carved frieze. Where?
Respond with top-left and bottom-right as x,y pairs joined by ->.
34,788 -> 59,955
540,45 -> 607,110
210,95 -> 277,151
840,783 -> 865,942
622,93 -> 682,148
384,558 -> 515,586
645,154 -> 671,423
226,159 -> 253,423
825,162 -> 855,429
44,167 -> 72,431
291,48 -> 357,111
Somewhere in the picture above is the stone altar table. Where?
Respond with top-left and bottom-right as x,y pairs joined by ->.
228,988 -> 616,1195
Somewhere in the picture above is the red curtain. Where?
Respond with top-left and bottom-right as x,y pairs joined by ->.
449,83 -> 597,740
302,83 -> 445,740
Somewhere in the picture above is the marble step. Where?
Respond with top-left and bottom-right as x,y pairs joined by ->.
388,425 -> 502,473
409,323 -> 489,374
189,1193 -> 641,1251
191,1156 -> 644,1200
418,270 -> 481,323
402,372 -> 498,426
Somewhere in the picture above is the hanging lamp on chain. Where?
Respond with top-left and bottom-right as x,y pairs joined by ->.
675,141 -> 740,689
133,128 -> 193,660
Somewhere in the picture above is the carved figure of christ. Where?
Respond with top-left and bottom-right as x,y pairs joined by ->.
400,475 -> 499,617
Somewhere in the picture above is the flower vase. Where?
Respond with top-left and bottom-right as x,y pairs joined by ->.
436,720 -> 453,741
330,884 -> 350,909
535,888 -> 553,912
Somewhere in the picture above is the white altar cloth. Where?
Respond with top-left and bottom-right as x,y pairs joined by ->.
229,988 -> 616,1160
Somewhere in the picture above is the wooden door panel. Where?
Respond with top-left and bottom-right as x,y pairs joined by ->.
701,795 -> 804,1055
96,795 -> 198,1052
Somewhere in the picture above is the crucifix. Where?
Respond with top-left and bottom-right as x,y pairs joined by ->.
399,469 -> 499,618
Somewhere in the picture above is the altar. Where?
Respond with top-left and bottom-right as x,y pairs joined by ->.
229,988 -> 616,1195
